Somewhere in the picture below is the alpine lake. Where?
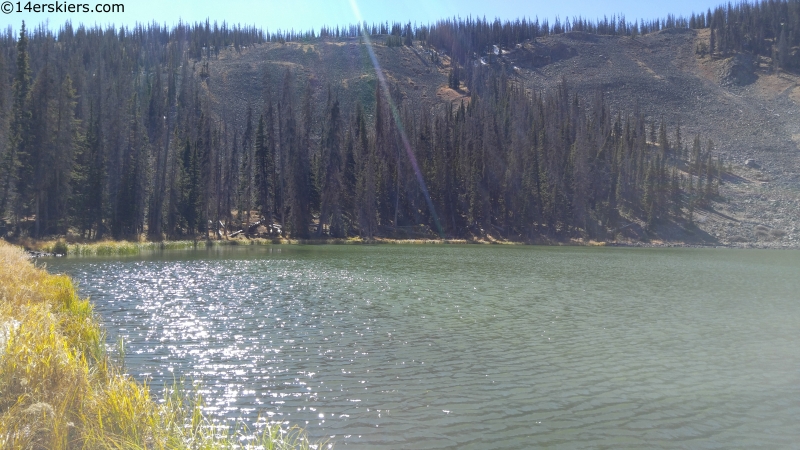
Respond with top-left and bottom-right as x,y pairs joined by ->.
42,244 -> 800,448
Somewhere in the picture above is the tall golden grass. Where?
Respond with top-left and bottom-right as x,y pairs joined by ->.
0,241 -> 326,449
30,239 -> 278,256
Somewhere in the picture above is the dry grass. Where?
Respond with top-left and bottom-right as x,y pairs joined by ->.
0,241 -> 326,449
22,239 -> 213,256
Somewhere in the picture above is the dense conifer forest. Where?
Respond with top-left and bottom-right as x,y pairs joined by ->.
0,0 -> 797,241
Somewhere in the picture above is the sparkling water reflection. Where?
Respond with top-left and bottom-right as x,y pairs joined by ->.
45,245 -> 800,448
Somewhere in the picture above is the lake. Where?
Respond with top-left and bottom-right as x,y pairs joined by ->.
43,245 -> 800,448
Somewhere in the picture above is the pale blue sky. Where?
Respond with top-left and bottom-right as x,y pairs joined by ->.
1,0 -> 725,33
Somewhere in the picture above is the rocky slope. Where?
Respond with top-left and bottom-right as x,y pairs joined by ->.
199,28 -> 800,248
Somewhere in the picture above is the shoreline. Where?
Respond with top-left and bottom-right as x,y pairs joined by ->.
0,240 -> 320,449
8,234 -> 799,258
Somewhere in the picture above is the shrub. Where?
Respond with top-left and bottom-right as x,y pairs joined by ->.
52,240 -> 68,255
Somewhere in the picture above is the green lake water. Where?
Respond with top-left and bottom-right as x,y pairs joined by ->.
43,245 -> 800,448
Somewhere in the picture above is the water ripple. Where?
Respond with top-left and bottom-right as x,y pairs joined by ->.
46,246 -> 800,449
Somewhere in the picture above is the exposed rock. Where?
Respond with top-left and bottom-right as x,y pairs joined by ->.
745,158 -> 760,168
509,40 -> 578,68
25,250 -> 56,258
716,54 -> 757,86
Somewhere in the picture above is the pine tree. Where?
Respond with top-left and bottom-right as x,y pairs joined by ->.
778,27 -> 789,70
649,120 -> 656,144
239,105 -> 254,228
84,104 -> 106,239
691,134 -> 702,176
448,65 -> 459,90
404,22 -> 413,46
355,103 -> 377,238
254,111 -> 275,224
2,22 -> 32,223
643,160 -> 656,229
27,45 -> 56,237
147,69 -> 167,239
281,74 -> 313,238
657,119 -> 669,156
704,153 -> 716,199
115,96 -> 149,238
180,139 -> 200,234
49,75 -> 80,236
670,168 -> 682,218
709,25 -> 716,56
704,140 -> 716,199
318,98 -> 343,237
341,125 -> 357,235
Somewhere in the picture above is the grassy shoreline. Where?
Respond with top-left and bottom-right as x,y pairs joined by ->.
11,233 -> 786,258
0,240 -> 323,449
10,235 -> 608,257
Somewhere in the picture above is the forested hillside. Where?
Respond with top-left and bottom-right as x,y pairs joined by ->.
1,0 -> 799,243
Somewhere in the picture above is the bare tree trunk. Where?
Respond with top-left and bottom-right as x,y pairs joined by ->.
34,194 -> 40,237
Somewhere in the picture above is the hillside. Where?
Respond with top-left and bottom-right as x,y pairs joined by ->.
199,28 -> 800,247
2,3 -> 800,247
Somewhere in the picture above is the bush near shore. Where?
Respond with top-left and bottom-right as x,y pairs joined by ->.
0,240 -> 324,449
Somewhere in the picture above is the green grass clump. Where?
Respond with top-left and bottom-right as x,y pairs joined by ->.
52,240 -> 69,255
69,240 -> 142,256
0,240 -> 327,449
17,234 -> 520,257
56,240 -> 204,255
158,240 -> 202,250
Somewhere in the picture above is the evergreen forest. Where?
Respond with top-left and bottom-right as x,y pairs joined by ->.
1,0 -> 798,241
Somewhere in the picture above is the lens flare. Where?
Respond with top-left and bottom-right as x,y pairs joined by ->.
349,0 -> 444,237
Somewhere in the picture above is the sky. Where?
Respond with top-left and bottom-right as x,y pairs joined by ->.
1,0 -> 728,33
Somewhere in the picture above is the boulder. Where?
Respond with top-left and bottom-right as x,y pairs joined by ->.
716,54 -> 756,86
